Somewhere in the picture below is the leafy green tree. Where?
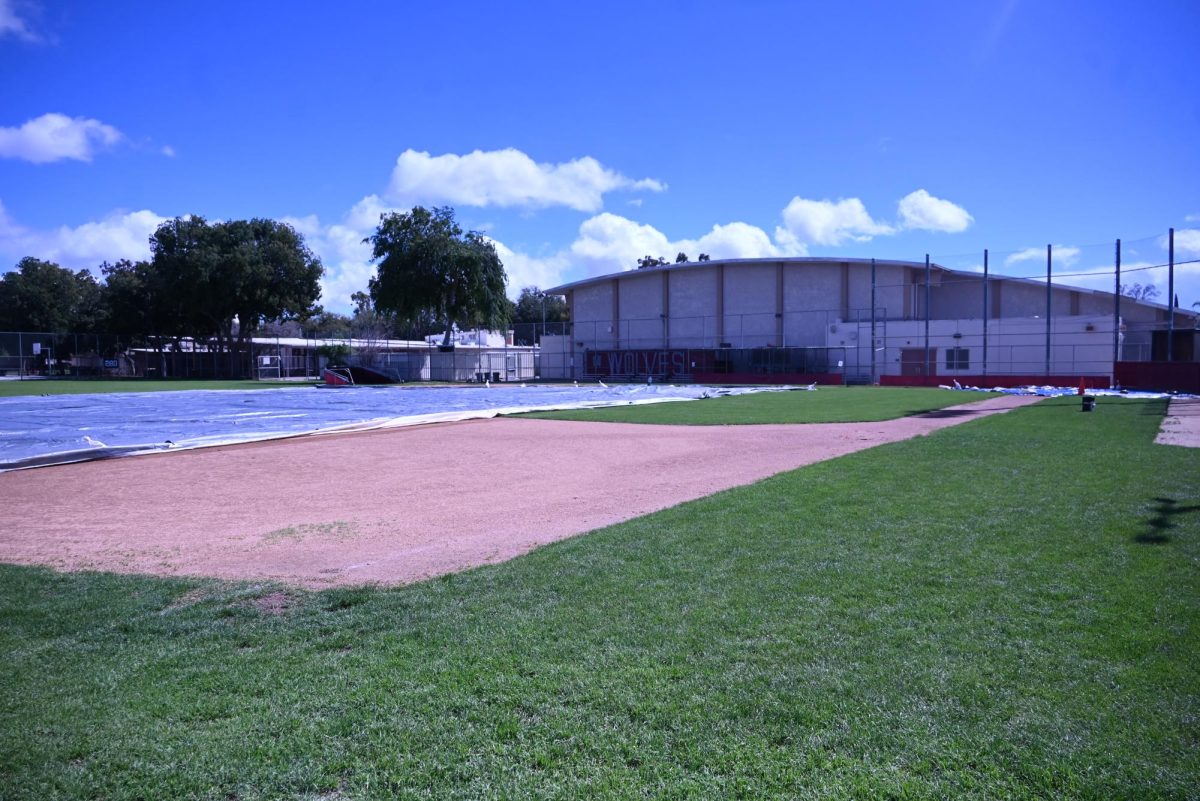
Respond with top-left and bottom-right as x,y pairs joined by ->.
228,218 -> 325,342
149,216 -> 324,351
365,206 -> 509,347
100,259 -> 169,340
304,310 -> 353,339
345,291 -> 394,341
0,257 -> 105,333
510,286 -> 569,344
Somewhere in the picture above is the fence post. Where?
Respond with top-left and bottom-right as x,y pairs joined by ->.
1113,239 -> 1121,371
923,254 -> 930,380
982,249 -> 988,379
870,258 -> 876,384
1045,245 -> 1052,377
1168,227 -> 1175,362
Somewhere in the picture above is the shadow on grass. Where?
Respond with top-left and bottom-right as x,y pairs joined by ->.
1135,496 -> 1200,544
1138,398 -> 1170,416
912,408 -> 983,419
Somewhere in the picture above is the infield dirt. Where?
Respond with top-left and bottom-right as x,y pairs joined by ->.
0,394 -> 1041,587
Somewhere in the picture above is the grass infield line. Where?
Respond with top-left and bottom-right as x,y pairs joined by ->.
516,385 -> 1005,424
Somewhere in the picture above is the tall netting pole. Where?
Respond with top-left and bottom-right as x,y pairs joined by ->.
1113,239 -> 1121,370
1168,227 -> 1175,362
924,254 -> 931,380
870,257 -> 876,385
1045,244 -> 1052,377
982,249 -> 988,379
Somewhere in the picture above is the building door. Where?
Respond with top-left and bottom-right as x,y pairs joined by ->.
901,347 -> 936,376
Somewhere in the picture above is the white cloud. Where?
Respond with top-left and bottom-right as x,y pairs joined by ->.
281,212 -> 378,312
0,0 -> 38,41
488,240 -> 570,295
690,221 -> 799,259
344,194 -> 401,232
161,144 -> 176,158
385,148 -> 665,212
0,200 -> 166,270
288,201 -> 579,310
1184,214 -> 1200,223
777,196 -> 894,246
1004,245 -> 1081,268
1113,262 -> 1200,308
897,189 -> 973,233
1164,228 -> 1200,257
564,213 -> 803,278
0,113 -> 123,163
569,213 -> 675,267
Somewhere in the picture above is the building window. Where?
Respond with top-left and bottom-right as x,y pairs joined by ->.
946,347 -> 970,371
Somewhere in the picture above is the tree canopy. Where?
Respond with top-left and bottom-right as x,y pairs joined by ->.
1119,283 -> 1159,302
0,257 -> 105,333
508,286 -> 569,345
148,216 -> 324,348
511,286 -> 569,326
637,255 -> 669,269
365,206 -> 509,346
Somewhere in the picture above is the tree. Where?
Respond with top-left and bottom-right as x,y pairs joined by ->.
304,310 -> 353,339
149,216 -> 324,351
698,253 -> 711,262
365,206 -> 509,347
512,286 -> 569,325
100,258 -> 165,340
637,255 -> 668,269
510,286 -> 569,344
1119,283 -> 1159,302
228,218 -> 325,341
345,291 -> 394,341
0,257 -> 105,333
675,252 -> 689,263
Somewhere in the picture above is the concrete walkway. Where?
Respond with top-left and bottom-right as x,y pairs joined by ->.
1155,397 -> 1200,448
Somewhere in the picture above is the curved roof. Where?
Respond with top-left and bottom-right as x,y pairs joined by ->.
544,256 -> 1197,320
544,256 -> 928,294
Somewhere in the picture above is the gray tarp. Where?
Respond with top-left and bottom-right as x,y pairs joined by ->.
0,383 -> 785,471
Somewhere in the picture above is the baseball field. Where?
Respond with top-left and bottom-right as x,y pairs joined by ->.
0,386 -> 1196,799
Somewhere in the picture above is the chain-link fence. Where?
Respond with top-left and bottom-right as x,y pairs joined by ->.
0,331 -> 547,383
551,232 -> 1198,386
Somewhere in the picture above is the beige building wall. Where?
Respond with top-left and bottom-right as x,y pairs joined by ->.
668,267 -> 720,346
553,259 -> 1189,372
618,271 -> 664,348
781,263 -> 839,346
837,315 -> 1121,378
723,263 -> 777,346
571,281 -> 617,348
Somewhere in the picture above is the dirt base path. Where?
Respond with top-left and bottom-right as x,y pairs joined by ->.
0,394 -> 1041,588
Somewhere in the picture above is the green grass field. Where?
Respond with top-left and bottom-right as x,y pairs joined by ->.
0,378 -> 319,397
1,396 -> 1197,799
519,385 -> 1003,424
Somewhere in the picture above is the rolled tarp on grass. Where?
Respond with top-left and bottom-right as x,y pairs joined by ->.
0,383 -> 795,472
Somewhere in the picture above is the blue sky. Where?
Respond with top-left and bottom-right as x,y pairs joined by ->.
1,0 -> 1197,314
